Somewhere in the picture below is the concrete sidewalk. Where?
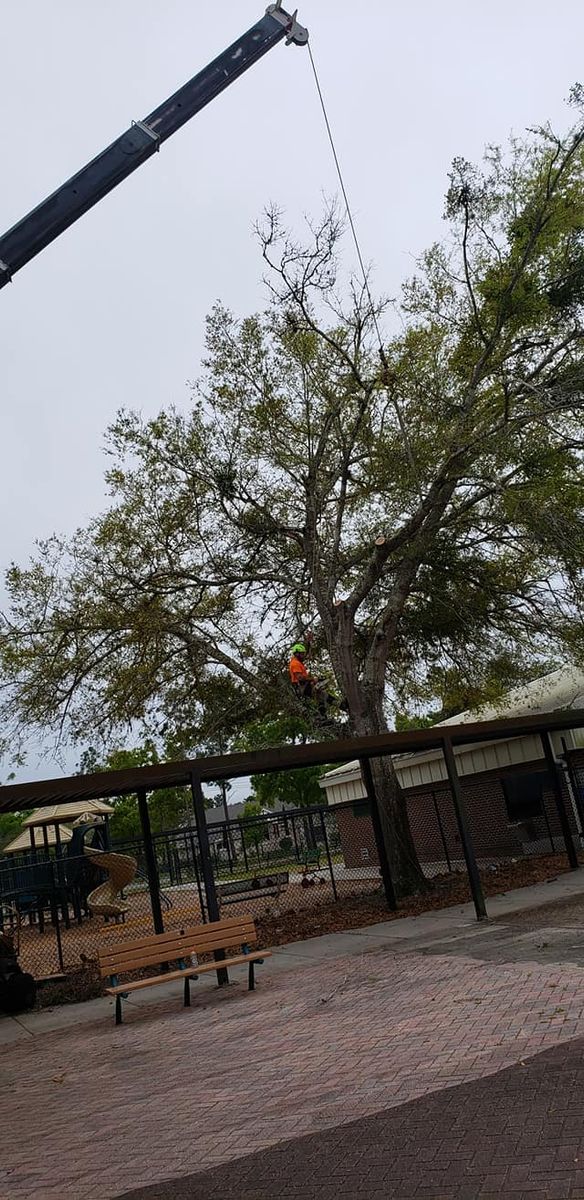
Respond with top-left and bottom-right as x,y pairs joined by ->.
2,866 -> 583,1044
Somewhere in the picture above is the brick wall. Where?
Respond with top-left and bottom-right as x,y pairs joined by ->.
336,804 -> 379,868
336,759 -> 576,870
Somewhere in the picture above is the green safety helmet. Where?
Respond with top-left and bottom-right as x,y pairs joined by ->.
291,641 -> 307,654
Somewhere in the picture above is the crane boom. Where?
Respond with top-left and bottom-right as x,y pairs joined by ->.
0,3 -> 308,290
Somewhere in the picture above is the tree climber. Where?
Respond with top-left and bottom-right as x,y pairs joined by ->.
288,640 -> 345,718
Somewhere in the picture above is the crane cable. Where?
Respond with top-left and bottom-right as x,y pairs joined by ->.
307,43 -> 420,484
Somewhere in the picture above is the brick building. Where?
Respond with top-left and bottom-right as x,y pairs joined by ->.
320,667 -> 584,873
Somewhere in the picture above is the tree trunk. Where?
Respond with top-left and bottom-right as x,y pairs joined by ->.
367,754 -> 428,897
328,620 -> 427,896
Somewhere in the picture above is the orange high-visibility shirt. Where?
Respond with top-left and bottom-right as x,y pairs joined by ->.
289,655 -> 309,685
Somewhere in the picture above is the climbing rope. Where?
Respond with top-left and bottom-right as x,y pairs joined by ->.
307,44 -> 420,486
307,44 -> 379,336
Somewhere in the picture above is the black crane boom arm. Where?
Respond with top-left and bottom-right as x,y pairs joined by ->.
0,3 -> 308,289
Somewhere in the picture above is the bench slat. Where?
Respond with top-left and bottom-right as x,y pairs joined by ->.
99,916 -> 256,956
101,944 -> 250,975
99,920 -> 255,951
106,966 -> 200,993
99,930 -> 257,975
104,950 -> 271,995
98,920 -> 258,976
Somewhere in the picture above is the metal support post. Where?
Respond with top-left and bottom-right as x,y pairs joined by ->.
358,757 -> 398,911
431,790 -> 452,872
541,794 -> 556,853
50,864 -> 65,972
441,739 -> 487,921
560,737 -> 584,845
291,812 -> 300,862
541,732 -> 579,869
239,820 -> 249,872
137,788 -> 165,935
190,772 -> 228,985
319,810 -> 337,901
189,830 -> 206,921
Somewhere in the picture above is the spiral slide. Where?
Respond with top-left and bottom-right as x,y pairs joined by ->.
84,848 -> 138,919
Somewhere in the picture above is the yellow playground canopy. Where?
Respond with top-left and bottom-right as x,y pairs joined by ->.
2,824 -> 74,854
22,800 -> 114,828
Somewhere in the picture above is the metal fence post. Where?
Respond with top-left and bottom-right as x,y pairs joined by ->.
224,817 -> 235,874
431,789 -> 452,873
137,788 -> 165,935
541,732 -> 579,869
541,793 -> 556,854
190,771 -> 228,984
319,810 -> 337,901
358,757 -> 398,912
441,738 -> 487,921
239,820 -> 249,872
291,813 -> 300,863
190,773 -> 220,921
188,830 -> 207,921
50,862 -> 65,973
560,737 -> 584,845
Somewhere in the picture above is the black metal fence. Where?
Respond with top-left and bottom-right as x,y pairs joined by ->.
114,801 -> 383,923
0,802 -> 385,979
2,743 -> 584,986
0,852 -> 159,980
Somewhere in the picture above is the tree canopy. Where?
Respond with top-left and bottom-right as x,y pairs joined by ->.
3,105 -> 584,890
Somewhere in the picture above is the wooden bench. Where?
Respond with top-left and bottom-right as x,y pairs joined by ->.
216,870 -> 289,907
98,914 -> 270,1025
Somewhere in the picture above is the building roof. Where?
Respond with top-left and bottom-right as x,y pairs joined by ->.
436,666 -> 584,727
321,665 -> 584,786
206,801 -> 248,825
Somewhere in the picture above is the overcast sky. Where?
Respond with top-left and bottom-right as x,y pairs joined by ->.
2,0 -> 584,787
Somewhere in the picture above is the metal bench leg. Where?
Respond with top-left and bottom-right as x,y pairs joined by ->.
115,995 -> 122,1026
248,961 -> 255,991
184,976 -> 191,1007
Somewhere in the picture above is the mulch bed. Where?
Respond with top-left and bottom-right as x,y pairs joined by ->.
36,961 -> 103,1008
254,852 -> 575,950
32,852 -> 575,1008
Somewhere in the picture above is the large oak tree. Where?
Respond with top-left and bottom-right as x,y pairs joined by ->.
3,108 -> 584,892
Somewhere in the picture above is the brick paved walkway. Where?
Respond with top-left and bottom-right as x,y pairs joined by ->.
120,1035 -> 584,1199
4,946 -> 584,1198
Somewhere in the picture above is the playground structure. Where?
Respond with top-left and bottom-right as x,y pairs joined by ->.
84,848 -> 138,919
0,807 -> 118,939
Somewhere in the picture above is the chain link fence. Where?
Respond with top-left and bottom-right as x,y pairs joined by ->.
1,753 -> 582,990
0,804 -> 386,980
117,805 -> 385,924
0,853 -> 160,981
404,770 -> 573,877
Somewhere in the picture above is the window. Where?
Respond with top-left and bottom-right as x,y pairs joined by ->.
352,799 -> 371,819
502,772 -> 550,822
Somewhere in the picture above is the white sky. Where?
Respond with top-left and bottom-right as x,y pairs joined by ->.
2,0 -> 584,789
